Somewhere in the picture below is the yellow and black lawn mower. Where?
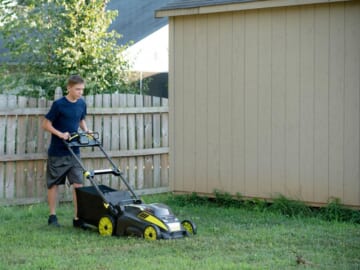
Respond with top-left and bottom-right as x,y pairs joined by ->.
64,132 -> 197,240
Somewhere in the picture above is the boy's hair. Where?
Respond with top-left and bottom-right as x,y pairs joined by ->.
67,75 -> 85,87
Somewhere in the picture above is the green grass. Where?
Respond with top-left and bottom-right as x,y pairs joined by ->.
0,193 -> 359,270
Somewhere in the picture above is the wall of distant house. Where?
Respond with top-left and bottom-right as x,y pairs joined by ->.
124,25 -> 169,73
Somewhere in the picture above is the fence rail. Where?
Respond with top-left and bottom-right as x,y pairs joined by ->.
0,90 -> 169,205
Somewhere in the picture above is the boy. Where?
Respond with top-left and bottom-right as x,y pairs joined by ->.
42,75 -> 89,227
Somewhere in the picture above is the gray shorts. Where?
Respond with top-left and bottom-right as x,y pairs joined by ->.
46,155 -> 83,189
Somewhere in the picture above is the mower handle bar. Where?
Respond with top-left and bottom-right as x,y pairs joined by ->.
62,132 -> 141,212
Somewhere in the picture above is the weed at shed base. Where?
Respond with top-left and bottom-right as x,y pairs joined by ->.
168,190 -> 360,224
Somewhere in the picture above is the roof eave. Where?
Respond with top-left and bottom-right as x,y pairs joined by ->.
155,0 -> 350,18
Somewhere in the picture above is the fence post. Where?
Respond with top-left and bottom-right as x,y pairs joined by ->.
54,87 -> 63,100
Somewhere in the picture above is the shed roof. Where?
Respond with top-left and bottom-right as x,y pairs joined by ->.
159,0 -> 255,10
155,0 -> 348,17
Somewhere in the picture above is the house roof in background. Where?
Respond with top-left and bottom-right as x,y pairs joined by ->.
108,0 -> 172,46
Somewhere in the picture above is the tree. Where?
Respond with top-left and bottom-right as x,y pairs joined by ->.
0,0 -> 134,98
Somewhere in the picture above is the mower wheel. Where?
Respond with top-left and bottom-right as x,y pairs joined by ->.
143,225 -> 160,240
181,220 -> 197,235
98,215 -> 115,236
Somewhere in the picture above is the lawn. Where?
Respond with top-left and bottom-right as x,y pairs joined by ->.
0,193 -> 359,270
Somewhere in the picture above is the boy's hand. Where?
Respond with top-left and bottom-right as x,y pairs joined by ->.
58,131 -> 70,140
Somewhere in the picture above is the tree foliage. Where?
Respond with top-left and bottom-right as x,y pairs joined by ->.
0,0 -> 135,98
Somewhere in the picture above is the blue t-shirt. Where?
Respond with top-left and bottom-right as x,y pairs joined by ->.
45,97 -> 87,156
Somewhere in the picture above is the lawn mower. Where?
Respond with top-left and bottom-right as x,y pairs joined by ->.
63,132 -> 197,240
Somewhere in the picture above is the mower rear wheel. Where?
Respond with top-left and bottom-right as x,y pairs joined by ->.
98,215 -> 115,236
143,225 -> 160,240
181,220 -> 197,235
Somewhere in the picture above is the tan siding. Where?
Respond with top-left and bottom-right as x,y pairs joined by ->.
258,9 -> 273,199
343,2 -> 360,206
169,18 -> 175,192
314,4 -> 330,204
173,16 -> 185,191
271,8 -> 287,197
299,5 -> 315,202
182,16 -> 196,192
329,2 -> 345,200
219,14 -> 233,192
244,10 -> 259,197
206,13 -> 221,194
285,7 -> 301,199
169,1 -> 360,206
231,12 -> 246,194
194,15 -> 209,194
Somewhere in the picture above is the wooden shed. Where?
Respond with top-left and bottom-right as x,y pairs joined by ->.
155,0 -> 360,207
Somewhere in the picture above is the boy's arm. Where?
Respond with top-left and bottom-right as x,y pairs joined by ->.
79,119 -> 90,133
42,118 -> 70,140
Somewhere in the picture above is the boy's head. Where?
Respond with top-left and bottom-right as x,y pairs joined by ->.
67,75 -> 85,87
66,75 -> 85,101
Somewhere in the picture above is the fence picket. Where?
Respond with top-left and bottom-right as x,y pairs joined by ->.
37,98 -> 47,153
36,98 -> 47,198
26,98 -> 37,197
16,97 -> 27,198
8,95 -> 17,108
5,115 -> 16,198
102,94 -> 111,187
0,95 -> 7,109
135,95 -> 144,189
161,98 -> 169,186
109,94 -> 121,189
83,94 -> 95,184
127,94 -> 136,188
153,97 -> 161,188
93,94 -> 104,185
0,111 -> 6,198
119,94 -> 128,190
144,95 -> 153,188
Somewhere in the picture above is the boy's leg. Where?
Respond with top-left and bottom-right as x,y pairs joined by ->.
47,184 -> 60,226
48,185 -> 58,215
68,158 -> 86,228
72,183 -> 83,219
72,183 -> 87,229
46,155 -> 68,226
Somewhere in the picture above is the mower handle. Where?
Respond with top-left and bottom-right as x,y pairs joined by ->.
64,132 -> 101,147
62,131 -> 141,209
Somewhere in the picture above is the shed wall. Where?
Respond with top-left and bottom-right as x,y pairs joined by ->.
169,1 -> 360,207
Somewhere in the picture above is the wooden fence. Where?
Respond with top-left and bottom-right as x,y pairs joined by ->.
0,88 -> 169,205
